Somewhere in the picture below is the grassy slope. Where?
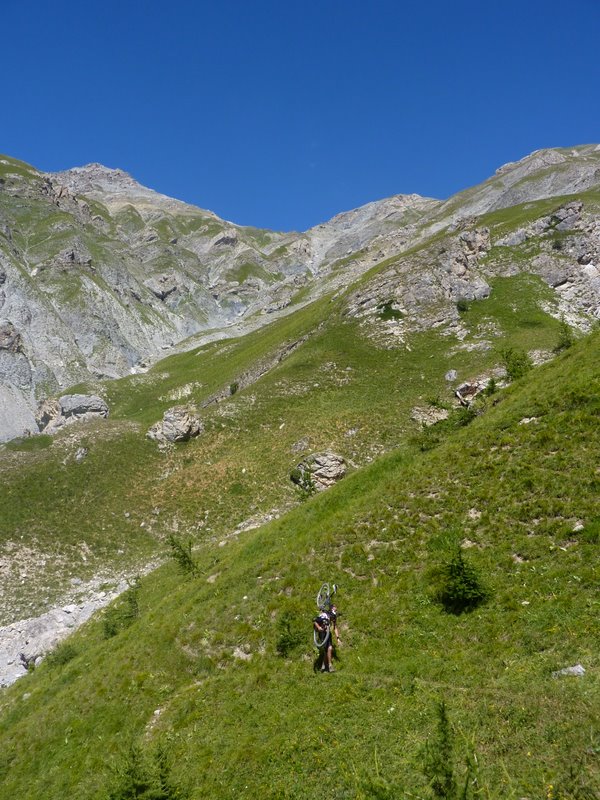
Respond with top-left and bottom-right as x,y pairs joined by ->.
1,181 -> 598,796
0,267 -> 568,621
0,328 -> 598,799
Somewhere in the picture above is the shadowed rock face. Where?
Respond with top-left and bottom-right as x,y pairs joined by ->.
36,394 -> 109,434
0,146 -> 599,441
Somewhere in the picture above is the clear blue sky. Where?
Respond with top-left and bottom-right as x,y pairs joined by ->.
2,0 -> 599,231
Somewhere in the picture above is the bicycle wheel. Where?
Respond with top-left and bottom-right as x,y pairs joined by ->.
314,628 -> 329,649
316,583 -> 330,610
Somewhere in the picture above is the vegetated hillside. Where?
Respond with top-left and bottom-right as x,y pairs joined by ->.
0,264 -> 577,628
0,324 -> 598,798
1,148 -> 599,795
1,173 -> 599,629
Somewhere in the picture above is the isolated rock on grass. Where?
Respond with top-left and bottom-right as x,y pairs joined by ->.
455,380 -> 487,407
147,405 -> 203,444
36,394 -> 109,433
292,451 -> 346,491
552,663 -> 586,678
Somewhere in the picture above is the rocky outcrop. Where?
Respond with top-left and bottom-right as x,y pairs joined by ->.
146,405 -> 203,444
144,273 -> 180,301
292,451 -> 347,491
36,394 -> 109,433
0,570 -> 150,687
455,380 -> 488,407
0,319 -> 22,353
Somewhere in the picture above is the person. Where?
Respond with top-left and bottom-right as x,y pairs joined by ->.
314,603 -> 341,673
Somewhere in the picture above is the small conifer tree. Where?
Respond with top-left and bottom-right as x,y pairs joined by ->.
167,535 -> 199,577
434,549 -> 489,615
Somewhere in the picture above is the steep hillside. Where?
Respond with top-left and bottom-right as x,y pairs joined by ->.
1,146 -> 599,797
2,166 -> 600,639
0,324 -> 598,799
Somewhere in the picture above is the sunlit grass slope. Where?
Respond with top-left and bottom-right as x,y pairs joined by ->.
0,328 -> 598,799
0,272 -> 569,621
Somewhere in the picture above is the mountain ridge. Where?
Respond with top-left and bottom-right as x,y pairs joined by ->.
1,145 -> 599,442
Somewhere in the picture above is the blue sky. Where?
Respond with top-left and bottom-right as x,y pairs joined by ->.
2,0 -> 599,231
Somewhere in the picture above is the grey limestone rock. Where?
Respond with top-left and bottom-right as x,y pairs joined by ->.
291,436 -> 310,453
455,381 -> 487,406
552,664 -> 586,678
293,451 -> 347,491
2,146 -> 600,444
411,407 -> 450,426
147,405 -> 203,444
36,394 -> 109,433
496,229 -> 527,247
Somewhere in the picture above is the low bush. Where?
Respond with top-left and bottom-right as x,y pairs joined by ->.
275,609 -> 306,657
105,741 -> 187,800
166,535 -> 199,577
432,549 -> 489,615
554,318 -> 574,352
290,467 -> 316,500
103,578 -> 141,639
45,642 -> 78,668
500,347 -> 532,381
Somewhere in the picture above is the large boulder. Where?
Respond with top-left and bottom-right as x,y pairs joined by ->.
146,405 -> 203,445
36,394 -> 109,433
292,451 -> 347,492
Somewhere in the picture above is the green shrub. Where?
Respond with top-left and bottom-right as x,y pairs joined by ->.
484,378 -> 497,396
453,407 -> 476,428
456,298 -> 470,314
554,317 -> 574,352
103,578 -> 141,639
432,549 -> 489,615
290,467 -> 316,500
45,642 -> 77,668
412,425 -> 443,452
166,535 -> 199,577
105,741 -> 187,799
229,382 -> 239,395
378,301 -> 404,321
500,347 -> 532,381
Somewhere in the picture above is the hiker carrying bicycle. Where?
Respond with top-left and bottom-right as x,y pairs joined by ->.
314,584 -> 342,673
